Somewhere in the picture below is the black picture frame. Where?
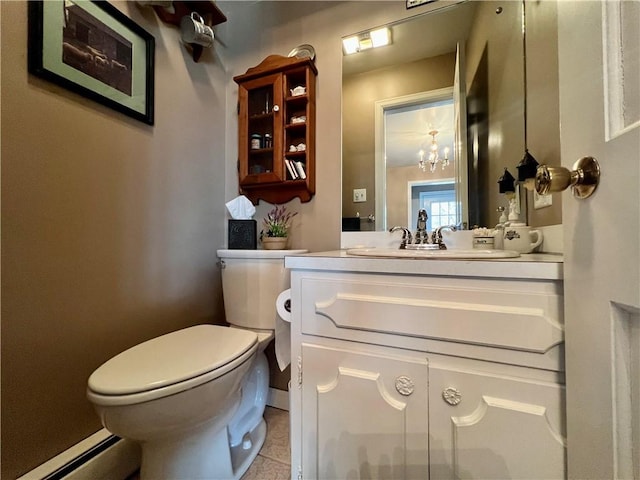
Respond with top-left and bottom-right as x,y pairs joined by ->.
28,1 -> 155,125
406,0 -> 437,9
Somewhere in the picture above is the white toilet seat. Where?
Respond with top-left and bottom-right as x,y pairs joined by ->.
87,325 -> 258,407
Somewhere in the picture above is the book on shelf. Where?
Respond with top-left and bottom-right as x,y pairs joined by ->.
294,160 -> 307,179
285,159 -> 299,180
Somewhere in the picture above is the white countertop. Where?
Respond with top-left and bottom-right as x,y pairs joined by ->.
284,250 -> 563,280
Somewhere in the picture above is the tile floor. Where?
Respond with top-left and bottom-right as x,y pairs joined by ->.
126,406 -> 291,480
241,407 -> 291,479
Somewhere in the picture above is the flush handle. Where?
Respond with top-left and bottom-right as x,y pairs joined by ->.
535,156 -> 600,199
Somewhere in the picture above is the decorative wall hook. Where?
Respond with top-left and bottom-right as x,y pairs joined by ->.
535,156 -> 600,199
143,1 -> 226,62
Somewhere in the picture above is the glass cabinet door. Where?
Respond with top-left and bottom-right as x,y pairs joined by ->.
237,73 -> 284,185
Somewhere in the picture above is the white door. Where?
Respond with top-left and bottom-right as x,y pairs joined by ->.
559,2 -> 640,479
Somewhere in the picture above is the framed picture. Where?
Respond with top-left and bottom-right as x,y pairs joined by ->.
406,0 -> 437,9
28,1 -> 155,125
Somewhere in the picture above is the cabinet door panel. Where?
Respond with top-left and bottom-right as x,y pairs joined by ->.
301,344 -> 429,479
237,73 -> 284,185
429,366 -> 566,479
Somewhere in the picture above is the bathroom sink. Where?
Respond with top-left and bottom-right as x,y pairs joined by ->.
345,248 -> 520,259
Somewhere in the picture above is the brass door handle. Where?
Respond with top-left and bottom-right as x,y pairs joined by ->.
535,156 -> 600,199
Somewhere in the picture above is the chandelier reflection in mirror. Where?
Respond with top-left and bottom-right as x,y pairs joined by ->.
418,130 -> 450,173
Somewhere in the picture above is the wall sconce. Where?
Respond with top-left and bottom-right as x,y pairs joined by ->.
516,149 -> 539,190
535,156 -> 600,199
498,168 -> 516,196
342,27 -> 392,55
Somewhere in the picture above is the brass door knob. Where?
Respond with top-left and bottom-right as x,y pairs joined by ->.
535,156 -> 600,199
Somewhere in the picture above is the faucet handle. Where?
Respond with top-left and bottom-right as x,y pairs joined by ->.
431,225 -> 457,249
389,226 -> 413,249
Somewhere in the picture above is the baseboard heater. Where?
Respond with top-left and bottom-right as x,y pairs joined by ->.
17,429 -> 140,480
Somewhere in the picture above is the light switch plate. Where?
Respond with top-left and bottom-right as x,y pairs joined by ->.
534,190 -> 553,209
353,188 -> 367,203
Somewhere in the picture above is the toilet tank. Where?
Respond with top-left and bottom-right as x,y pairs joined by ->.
217,249 -> 307,330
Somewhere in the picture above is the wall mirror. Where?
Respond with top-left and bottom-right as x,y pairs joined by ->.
341,0 -> 561,233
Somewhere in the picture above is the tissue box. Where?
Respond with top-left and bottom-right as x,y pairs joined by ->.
228,220 -> 257,249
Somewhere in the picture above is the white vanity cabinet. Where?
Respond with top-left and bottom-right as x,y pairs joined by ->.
286,252 -> 565,480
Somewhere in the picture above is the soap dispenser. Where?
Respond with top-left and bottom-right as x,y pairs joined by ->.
497,206 -> 508,225
508,197 -> 519,222
494,207 -> 508,250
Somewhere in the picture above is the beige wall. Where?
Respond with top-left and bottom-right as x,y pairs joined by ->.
1,2 -> 228,477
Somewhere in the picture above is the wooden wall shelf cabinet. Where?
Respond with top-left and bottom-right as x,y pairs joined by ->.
234,55 -> 317,205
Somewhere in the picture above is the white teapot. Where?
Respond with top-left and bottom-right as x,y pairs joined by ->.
503,223 -> 543,253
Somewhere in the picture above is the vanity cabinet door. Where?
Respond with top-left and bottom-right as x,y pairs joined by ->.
300,343 -> 429,480
428,365 -> 566,479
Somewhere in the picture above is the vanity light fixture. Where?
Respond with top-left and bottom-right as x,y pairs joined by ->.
418,130 -> 450,173
342,27 -> 391,55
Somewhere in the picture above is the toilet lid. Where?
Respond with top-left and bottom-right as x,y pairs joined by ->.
88,325 -> 258,396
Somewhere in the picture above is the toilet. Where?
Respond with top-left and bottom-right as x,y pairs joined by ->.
86,248 -> 306,480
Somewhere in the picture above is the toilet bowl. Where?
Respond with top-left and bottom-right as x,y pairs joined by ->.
87,325 -> 258,479
87,248 -> 306,480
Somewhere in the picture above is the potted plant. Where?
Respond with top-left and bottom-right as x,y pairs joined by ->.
260,204 -> 298,250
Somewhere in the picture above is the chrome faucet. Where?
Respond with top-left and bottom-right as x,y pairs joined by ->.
389,226 -> 413,249
391,210 -> 450,250
414,209 -> 429,244
431,225 -> 458,249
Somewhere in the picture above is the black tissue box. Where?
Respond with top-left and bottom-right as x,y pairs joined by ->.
228,220 -> 257,249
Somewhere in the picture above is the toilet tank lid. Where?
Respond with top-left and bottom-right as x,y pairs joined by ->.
217,249 -> 308,259
88,325 -> 257,396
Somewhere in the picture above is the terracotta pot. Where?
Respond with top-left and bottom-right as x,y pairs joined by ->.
261,236 -> 288,250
